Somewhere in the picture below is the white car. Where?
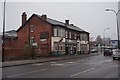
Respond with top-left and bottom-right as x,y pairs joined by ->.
112,49 -> 120,60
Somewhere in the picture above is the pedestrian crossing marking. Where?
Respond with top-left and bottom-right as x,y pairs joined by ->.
51,63 -> 64,66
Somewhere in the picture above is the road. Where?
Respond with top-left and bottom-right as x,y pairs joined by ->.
2,53 -> 120,78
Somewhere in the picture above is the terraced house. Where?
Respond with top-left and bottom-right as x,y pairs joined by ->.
4,12 -> 90,59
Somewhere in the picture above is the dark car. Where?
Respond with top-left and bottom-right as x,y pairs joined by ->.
103,49 -> 113,56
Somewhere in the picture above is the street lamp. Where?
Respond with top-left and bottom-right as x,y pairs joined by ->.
106,8 -> 120,49
2,0 -> 6,62
103,28 -> 110,48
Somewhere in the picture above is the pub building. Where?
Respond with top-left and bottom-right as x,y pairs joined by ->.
3,12 -> 90,58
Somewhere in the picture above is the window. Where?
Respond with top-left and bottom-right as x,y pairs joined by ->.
54,28 -> 57,36
83,34 -> 87,41
80,33 -> 88,41
62,29 -> 65,37
54,27 -> 65,37
69,32 -> 71,39
30,25 -> 34,32
54,42 -> 58,51
58,28 -> 61,37
74,33 -> 76,40
58,44 -> 61,51
40,31 -> 49,39
80,34 -> 83,40
77,34 -> 80,40
66,31 -> 68,38
61,29 -> 62,37
61,44 -> 65,51
30,37 -> 35,44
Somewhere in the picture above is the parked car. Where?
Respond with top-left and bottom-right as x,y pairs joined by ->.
90,49 -> 97,53
103,49 -> 113,56
112,49 -> 120,60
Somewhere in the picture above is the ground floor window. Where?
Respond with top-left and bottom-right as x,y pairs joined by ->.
54,42 -> 65,51
81,44 -> 87,50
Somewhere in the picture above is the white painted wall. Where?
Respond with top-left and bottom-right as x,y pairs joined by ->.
80,41 -> 88,44
51,37 -> 65,51
51,37 -> 89,51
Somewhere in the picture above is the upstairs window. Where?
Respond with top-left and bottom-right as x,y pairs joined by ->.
65,31 -> 68,38
30,25 -> 34,32
58,28 -> 61,37
74,33 -> 76,40
80,34 -> 82,40
60,29 -> 62,37
80,33 -> 88,41
54,28 -> 57,37
54,27 -> 65,37
40,31 -> 49,39
69,32 -> 71,39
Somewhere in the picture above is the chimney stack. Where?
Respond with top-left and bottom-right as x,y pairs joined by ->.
22,12 -> 27,25
41,14 -> 47,20
65,20 -> 69,25
71,24 -> 74,26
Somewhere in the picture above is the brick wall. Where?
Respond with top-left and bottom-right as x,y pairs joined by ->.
13,16 -> 52,57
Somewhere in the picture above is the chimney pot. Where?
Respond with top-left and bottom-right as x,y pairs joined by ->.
65,20 -> 69,25
41,14 -> 47,20
71,24 -> 74,26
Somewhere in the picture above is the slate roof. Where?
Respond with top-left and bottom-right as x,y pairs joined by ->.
0,30 -> 17,38
35,14 -> 65,27
18,14 -> 89,33
47,18 -> 65,27
67,24 -> 86,32
35,14 -> 88,33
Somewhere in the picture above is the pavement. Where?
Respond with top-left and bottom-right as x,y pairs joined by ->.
2,53 -> 98,68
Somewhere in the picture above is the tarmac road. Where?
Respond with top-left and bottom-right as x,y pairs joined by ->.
2,54 -> 120,78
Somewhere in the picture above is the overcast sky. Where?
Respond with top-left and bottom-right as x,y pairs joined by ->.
0,0 -> 120,40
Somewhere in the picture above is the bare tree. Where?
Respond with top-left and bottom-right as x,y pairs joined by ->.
95,35 -> 103,46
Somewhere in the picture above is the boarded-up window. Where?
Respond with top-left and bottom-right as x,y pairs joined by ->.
40,31 -> 49,39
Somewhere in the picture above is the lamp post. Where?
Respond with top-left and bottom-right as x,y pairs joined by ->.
106,9 -> 120,49
2,0 -> 6,62
103,28 -> 110,48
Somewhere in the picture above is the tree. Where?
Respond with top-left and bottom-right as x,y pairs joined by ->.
95,35 -> 103,46
105,38 -> 111,46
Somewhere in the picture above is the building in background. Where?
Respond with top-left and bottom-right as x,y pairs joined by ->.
0,30 -> 19,59
3,12 -> 89,59
111,40 -> 118,48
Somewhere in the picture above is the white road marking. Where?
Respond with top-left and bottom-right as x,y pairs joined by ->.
67,62 -> 75,64
77,60 -> 85,62
49,62 -> 56,64
32,63 -> 44,66
104,59 -> 112,62
71,68 -> 95,77
83,59 -> 112,66
102,63 -> 114,67
7,68 -> 48,78
83,68 -> 95,73
62,63 -> 80,67
51,63 -> 64,66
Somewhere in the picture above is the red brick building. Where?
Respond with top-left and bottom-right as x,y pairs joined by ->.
3,12 -> 90,59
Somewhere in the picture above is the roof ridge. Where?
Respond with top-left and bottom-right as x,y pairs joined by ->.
34,14 -> 89,33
